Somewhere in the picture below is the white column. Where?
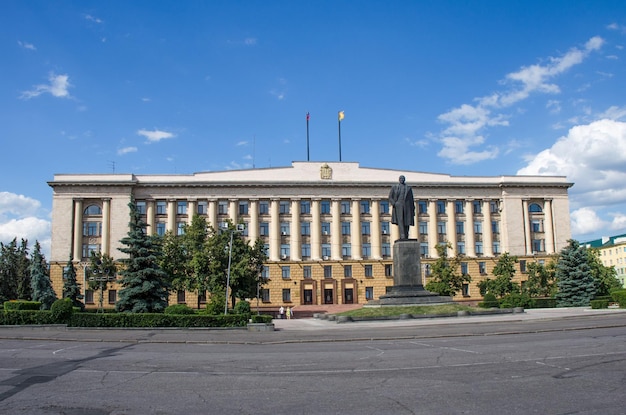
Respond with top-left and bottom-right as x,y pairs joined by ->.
249,199 -> 259,242
291,199 -> 301,261
208,199 -> 218,230
483,199 -> 493,257
544,199 -> 555,254
187,199 -> 196,225
102,198 -> 111,256
331,198 -> 342,260
466,199 -> 476,257
73,199 -> 83,260
229,199 -> 238,225
167,199 -> 176,232
146,199 -> 155,236
270,198 -> 280,261
522,199 -> 531,255
370,199 -> 382,259
446,200 -> 456,257
311,198 -> 321,260
428,200 -> 438,258
351,199 -> 362,260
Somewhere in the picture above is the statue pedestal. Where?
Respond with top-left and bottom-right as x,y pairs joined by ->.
367,239 -> 453,307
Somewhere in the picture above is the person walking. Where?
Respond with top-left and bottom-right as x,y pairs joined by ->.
286,307 -> 291,320
279,306 -> 285,319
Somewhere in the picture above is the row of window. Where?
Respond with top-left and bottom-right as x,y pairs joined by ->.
261,264 -> 394,279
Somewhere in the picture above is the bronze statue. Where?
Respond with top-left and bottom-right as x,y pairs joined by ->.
388,175 -> 415,239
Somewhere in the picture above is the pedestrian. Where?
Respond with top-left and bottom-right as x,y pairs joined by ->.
279,306 -> 285,319
286,307 -> 291,319
290,307 -> 295,319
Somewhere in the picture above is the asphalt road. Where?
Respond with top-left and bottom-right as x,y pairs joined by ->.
0,310 -> 625,414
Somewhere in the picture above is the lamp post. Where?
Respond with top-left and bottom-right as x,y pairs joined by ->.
222,223 -> 246,315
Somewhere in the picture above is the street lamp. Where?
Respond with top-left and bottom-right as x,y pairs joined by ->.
222,223 -> 246,315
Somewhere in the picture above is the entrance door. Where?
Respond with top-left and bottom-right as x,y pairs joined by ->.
344,288 -> 354,304
324,289 -> 334,304
303,289 -> 313,305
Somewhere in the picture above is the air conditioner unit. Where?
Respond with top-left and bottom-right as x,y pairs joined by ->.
281,255 -> 287,260
281,231 -> 287,235
323,231 -> 329,236
382,230 -> 388,234
322,256 -> 329,260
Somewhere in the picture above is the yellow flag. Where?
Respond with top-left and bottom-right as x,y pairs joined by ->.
338,111 -> 344,121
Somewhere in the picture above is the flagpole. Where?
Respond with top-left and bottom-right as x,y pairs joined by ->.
306,112 -> 310,161
338,111 -> 343,162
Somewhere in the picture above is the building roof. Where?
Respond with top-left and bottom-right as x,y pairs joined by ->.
582,233 -> 626,248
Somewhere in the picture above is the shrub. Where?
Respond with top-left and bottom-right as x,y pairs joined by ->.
250,314 -> 273,324
531,298 -> 557,309
69,312 -> 248,328
0,310 -> 56,325
479,293 -> 499,308
164,304 -> 196,315
590,299 -> 609,309
205,290 -> 226,315
4,301 -> 42,311
610,289 -> 626,307
500,292 -> 534,309
234,300 -> 251,315
50,298 -> 74,323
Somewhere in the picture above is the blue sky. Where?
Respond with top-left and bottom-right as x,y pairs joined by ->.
2,1 -> 626,257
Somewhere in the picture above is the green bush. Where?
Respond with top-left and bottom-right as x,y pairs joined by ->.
69,312 -> 249,328
250,314 -> 273,323
50,298 -> 74,323
610,289 -> 626,307
205,290 -> 226,315
479,293 -> 500,308
234,300 -> 251,315
590,299 -> 610,309
531,298 -> 557,309
0,310 -> 57,325
4,300 -> 42,311
500,292 -> 534,309
164,304 -> 196,315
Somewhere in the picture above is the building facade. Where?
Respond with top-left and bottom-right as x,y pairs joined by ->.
48,162 -> 573,309
583,233 -> 626,287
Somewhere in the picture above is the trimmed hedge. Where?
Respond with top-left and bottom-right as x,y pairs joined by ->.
530,298 -> 557,309
4,301 -> 42,311
68,313 -> 249,328
610,290 -> 626,307
1,310 -> 57,325
250,314 -> 273,324
478,293 -> 500,308
164,304 -> 196,315
590,299 -> 610,309
51,298 -> 74,323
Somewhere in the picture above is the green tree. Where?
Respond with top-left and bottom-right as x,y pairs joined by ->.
478,252 -> 519,297
30,241 -> 57,309
586,248 -> 621,297
523,260 -> 557,298
424,243 -> 470,297
62,254 -> 84,310
555,240 -> 596,307
116,199 -> 170,313
87,251 -> 117,312
0,238 -> 31,303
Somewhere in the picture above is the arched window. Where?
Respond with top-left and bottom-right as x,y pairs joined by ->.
528,203 -> 543,213
84,205 -> 102,215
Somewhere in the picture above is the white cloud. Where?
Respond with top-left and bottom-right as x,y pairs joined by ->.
570,207 -> 606,235
435,36 -> 603,165
137,129 -> 176,143
17,40 -> 36,50
244,37 -> 257,46
84,14 -> 103,24
118,146 -> 138,155
0,192 -> 51,258
20,73 -> 72,99
236,141 -> 248,146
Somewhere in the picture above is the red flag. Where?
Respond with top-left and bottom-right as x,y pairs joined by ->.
306,112 -> 310,121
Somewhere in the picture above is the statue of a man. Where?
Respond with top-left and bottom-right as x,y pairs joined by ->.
388,175 -> 415,240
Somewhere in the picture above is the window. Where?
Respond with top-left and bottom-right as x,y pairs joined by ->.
364,265 -> 373,277
419,221 -> 428,234
344,265 -> 352,278
301,244 -> 311,258
455,201 -> 464,214
424,264 -> 431,277
420,243 -> 429,257
362,243 -> 371,258
218,201 -> 228,215
259,201 -> 269,214
437,221 -> 446,235
493,241 -> 501,255
261,289 -> 270,302
303,266 -> 312,278
382,243 -> 391,257
365,287 -> 374,300
82,244 -> 100,258
341,201 -> 350,214
321,222 -> 331,235
479,261 -> 486,274
473,200 -> 482,214
361,221 -> 370,235
531,220 -> 542,232
84,205 -> 102,215
529,203 -> 543,213
418,201 -> 427,214
324,265 -> 332,278
280,244 -> 290,259
437,201 -> 446,214
280,222 -> 290,235
532,239 -> 544,253
301,200 -> 311,214
136,201 -> 146,214
261,266 -> 270,279
453,221 -> 463,235
457,242 -> 465,255
83,222 -> 101,236
520,260 -> 527,273
462,284 -> 470,297
322,244 -> 331,258
474,221 -> 483,234
475,242 -> 483,255
281,266 -> 291,279
239,201 -> 248,215
156,201 -> 166,215
279,201 -> 290,214
108,290 -> 117,305
341,222 -> 351,235
381,221 -> 390,235
259,222 -> 269,236
380,201 -> 389,214
301,222 -> 310,236
263,244 -> 269,255
177,222 -> 185,236
342,243 -> 351,258
282,289 -> 291,302
492,220 -> 500,234
360,201 -> 370,214
490,201 -> 499,213
177,290 -> 186,304
156,222 -> 166,236
197,201 -> 207,215
85,290 -> 94,304
384,264 -> 393,277
461,262 -> 468,275
177,201 -> 187,215
321,200 -> 331,214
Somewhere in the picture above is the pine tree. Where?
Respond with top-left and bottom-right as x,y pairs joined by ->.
555,240 -> 596,307
30,241 -> 57,309
62,255 -> 84,310
116,199 -> 170,313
